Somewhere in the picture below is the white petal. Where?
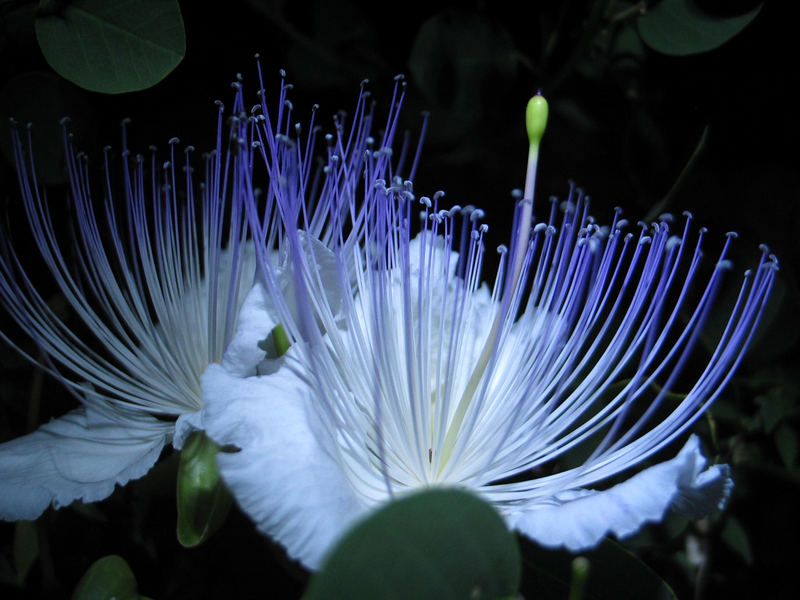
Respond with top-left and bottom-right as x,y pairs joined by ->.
504,436 -> 728,550
0,403 -> 170,520
173,408 -> 204,450
221,236 -> 343,379
221,282 -> 278,377
280,232 -> 343,329
670,444 -> 732,519
199,355 -> 365,569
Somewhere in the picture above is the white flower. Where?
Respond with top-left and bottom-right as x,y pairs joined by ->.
0,110 -> 254,520
180,81 -> 777,569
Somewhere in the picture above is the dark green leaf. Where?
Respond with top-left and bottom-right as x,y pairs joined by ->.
35,0 -> 185,94
743,265 -> 800,364
279,0 -> 380,91
408,10 -> 516,146
756,386 -> 799,433
71,555 -> 138,600
176,431 -> 233,547
0,71 -> 94,184
721,516 -> 754,565
305,488 -> 520,600
637,0 -> 762,56
700,255 -> 795,367
775,424 -> 798,468
2,2 -> 38,48
0,554 -> 18,587
13,521 -> 38,586
731,439 -> 765,468
553,98 -> 602,134
519,538 -> 677,600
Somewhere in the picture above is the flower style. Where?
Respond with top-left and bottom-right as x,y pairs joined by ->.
0,102 -> 254,520
186,79 -> 774,569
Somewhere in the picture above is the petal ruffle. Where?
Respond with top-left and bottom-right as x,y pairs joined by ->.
504,436 -> 731,550
0,402 -> 170,520
221,282 -> 278,377
669,439 -> 732,519
221,236 -> 343,379
198,354 -> 365,569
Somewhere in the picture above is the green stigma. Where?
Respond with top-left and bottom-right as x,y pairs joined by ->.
526,93 -> 548,149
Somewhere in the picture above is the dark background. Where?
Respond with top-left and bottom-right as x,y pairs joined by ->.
1,1 -> 797,598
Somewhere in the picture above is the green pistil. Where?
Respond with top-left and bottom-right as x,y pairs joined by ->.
437,93 -> 549,476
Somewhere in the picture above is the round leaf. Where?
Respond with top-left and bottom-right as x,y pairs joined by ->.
71,555 -> 138,600
35,0 -> 185,94
305,488 -> 520,600
637,0 -> 762,56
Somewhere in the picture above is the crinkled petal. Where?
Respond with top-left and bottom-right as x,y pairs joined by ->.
221,282 -> 277,377
280,233 -> 343,330
0,403 -> 171,520
173,407 -> 204,450
221,236 -> 342,379
670,443 -> 732,519
504,436 -> 730,550
198,353 -> 365,569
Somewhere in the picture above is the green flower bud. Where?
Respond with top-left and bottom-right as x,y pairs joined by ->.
72,555 -> 139,600
176,431 -> 233,547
